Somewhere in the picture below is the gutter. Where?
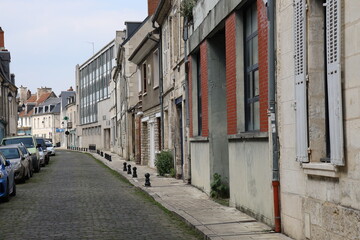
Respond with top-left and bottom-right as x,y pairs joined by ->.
267,0 -> 281,233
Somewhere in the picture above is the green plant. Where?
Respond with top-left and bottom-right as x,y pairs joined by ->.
170,168 -> 176,178
180,0 -> 198,22
210,173 -> 229,199
155,150 -> 173,176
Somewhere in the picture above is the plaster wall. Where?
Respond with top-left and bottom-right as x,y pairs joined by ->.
229,140 -> 273,226
207,32 -> 229,182
190,141 -> 210,194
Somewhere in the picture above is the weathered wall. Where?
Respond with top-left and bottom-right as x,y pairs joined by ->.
229,140 -> 273,226
277,0 -> 360,239
190,141 -> 210,194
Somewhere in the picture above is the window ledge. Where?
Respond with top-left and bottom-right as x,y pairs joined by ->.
302,163 -> 339,178
228,131 -> 268,141
190,136 -> 209,142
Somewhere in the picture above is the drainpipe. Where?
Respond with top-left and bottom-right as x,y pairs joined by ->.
153,21 -> 164,151
267,0 -> 281,233
183,17 -> 191,183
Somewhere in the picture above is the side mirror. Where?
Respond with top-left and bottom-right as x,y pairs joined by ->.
36,144 -> 41,148
21,156 -> 25,160
5,160 -> 10,166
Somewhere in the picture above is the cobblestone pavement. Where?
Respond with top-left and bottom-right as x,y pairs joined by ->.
0,150 -> 202,240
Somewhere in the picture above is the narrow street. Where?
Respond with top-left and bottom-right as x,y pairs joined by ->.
0,150 -> 201,240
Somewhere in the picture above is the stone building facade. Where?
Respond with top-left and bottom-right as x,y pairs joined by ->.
277,0 -> 360,239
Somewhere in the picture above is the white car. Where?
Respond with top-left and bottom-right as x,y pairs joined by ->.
45,141 -> 55,156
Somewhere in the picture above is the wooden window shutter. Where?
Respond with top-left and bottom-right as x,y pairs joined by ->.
326,0 -> 344,165
294,0 -> 308,162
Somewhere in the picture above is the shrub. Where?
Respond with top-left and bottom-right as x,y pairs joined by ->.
180,0 -> 198,22
210,173 -> 229,199
155,150 -> 173,176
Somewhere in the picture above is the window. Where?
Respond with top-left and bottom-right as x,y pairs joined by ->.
196,51 -> 202,136
142,63 -> 147,93
244,2 -> 259,131
153,50 -> 159,88
294,0 -> 343,165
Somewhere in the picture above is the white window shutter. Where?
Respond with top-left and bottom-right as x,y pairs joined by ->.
326,0 -> 344,165
294,0 -> 308,162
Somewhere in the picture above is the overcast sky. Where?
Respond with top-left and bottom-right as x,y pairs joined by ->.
1,0 -> 148,96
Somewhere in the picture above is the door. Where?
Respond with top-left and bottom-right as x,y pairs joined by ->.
176,101 -> 184,179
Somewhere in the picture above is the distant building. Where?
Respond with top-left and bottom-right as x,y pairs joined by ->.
31,96 -> 61,143
0,27 -> 18,140
58,87 -> 76,148
18,87 -> 56,137
76,32 -> 126,150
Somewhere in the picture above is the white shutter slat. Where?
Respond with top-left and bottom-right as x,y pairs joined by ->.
326,0 -> 344,165
294,0 -> 309,162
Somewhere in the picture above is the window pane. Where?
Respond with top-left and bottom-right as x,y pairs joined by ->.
254,70 -> 259,96
254,101 -> 260,130
252,36 -> 258,65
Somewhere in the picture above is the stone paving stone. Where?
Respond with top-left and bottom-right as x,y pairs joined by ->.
91,149 -> 294,240
0,150 -> 202,240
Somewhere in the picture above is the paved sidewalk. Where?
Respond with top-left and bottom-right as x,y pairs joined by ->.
89,150 -> 293,240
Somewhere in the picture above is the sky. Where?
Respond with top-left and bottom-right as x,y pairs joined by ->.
0,0 -> 148,96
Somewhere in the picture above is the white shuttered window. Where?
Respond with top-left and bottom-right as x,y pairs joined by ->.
326,0 -> 344,165
294,0 -> 308,163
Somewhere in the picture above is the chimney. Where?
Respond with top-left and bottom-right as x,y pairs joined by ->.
148,0 -> 160,16
0,27 -> 5,50
10,73 -> 15,84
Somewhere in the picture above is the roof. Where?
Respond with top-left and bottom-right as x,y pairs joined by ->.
128,32 -> 159,64
152,0 -> 172,25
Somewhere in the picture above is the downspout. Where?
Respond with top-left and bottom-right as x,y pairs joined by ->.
183,17 -> 191,183
153,21 -> 164,150
267,0 -> 281,233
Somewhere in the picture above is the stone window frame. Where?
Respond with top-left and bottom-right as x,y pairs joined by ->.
294,0 -> 344,177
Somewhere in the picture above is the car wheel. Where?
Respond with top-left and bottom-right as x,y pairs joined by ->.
34,161 -> 40,173
2,181 -> 10,202
10,181 -> 16,197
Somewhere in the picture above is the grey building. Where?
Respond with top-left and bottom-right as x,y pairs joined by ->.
0,27 -> 18,141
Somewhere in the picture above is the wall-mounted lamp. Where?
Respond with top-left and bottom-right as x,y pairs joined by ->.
7,92 -> 13,103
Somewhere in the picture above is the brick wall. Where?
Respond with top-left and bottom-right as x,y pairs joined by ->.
200,41 -> 209,137
257,0 -> 269,132
148,0 -> 160,16
225,13 -> 238,135
141,122 -> 149,165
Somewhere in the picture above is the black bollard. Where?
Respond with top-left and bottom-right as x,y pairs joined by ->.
123,162 -> 127,171
144,173 -> 151,187
127,164 -> 132,174
132,167 -> 137,178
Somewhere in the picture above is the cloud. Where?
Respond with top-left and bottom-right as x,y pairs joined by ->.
0,0 -> 147,94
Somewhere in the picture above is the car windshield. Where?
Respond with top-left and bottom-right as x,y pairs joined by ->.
46,143 -> 53,147
0,148 -> 20,159
36,139 -> 46,148
3,138 -> 34,148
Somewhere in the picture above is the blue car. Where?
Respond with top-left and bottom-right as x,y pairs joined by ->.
0,151 -> 16,202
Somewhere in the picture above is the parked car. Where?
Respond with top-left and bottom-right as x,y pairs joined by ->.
0,152 -> 16,202
45,141 -> 55,156
36,138 -> 50,165
18,143 -> 33,177
1,136 -> 41,173
0,145 -> 31,183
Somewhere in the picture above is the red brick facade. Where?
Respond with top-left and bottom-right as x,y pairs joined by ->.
257,0 -> 269,132
200,41 -> 209,137
148,0 -> 160,16
225,13 -> 238,135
